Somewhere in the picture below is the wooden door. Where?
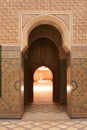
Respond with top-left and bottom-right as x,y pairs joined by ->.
24,38 -> 59,103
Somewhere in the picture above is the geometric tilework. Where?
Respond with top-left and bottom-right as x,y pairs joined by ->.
0,0 -> 87,119
0,45 -> 1,97
0,53 -> 22,118
23,103 -> 69,120
0,119 -> 87,130
0,46 -> 22,118
25,103 -> 66,113
71,58 -> 87,117
0,59 -> 21,118
0,103 -> 87,129
2,51 -> 20,59
2,46 -> 20,59
2,46 -> 20,51
72,46 -> 87,58
1,47 -> 87,118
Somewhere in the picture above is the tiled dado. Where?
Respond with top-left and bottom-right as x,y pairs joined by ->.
70,46 -> 87,117
2,46 -> 20,58
71,46 -> 87,58
0,46 -> 23,118
0,45 -> 87,118
71,58 -> 87,118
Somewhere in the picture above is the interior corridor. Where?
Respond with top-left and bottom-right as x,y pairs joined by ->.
33,80 -> 53,104
23,66 -> 68,120
23,25 -> 68,120
33,66 -> 53,104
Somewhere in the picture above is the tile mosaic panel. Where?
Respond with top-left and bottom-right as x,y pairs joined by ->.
2,51 -> 20,58
72,46 -> 87,58
2,46 -> 20,58
2,46 -> 20,51
0,119 -> 87,130
0,58 -> 22,118
1,45 -> 87,118
0,46 -> 22,118
71,58 -> 87,117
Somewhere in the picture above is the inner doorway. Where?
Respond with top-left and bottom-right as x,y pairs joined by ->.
33,66 -> 53,104
22,23 -> 70,119
21,15 -> 71,117
24,37 -> 60,104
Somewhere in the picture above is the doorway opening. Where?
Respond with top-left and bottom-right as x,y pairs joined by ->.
33,66 -> 53,104
21,12 -> 72,118
22,23 -> 71,118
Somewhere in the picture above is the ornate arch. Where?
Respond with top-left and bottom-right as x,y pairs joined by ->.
21,14 -> 70,52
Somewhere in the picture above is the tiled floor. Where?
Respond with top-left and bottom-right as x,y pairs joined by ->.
0,103 -> 87,130
22,103 -> 69,121
0,82 -> 87,129
22,81 -> 69,121
0,119 -> 87,130
23,103 -> 69,120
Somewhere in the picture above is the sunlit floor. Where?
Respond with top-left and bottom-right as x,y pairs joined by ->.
24,103 -> 68,120
0,81 -> 87,130
23,80 -> 68,120
33,80 -> 53,104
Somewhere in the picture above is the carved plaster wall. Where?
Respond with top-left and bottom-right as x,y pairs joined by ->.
0,10 -> 87,118
21,11 -> 72,52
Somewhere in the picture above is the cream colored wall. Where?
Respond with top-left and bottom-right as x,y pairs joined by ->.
0,0 -> 87,118
34,68 -> 53,82
0,0 -> 86,46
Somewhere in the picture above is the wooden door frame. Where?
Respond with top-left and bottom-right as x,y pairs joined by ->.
24,58 -> 60,103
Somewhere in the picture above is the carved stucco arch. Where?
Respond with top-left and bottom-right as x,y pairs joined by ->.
22,14 -> 70,52
21,13 -> 72,117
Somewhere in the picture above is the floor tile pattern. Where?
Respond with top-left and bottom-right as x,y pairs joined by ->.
72,59 -> 87,116
23,103 -> 69,120
0,119 -> 87,130
0,58 -> 21,118
25,103 -> 66,113
0,103 -> 87,129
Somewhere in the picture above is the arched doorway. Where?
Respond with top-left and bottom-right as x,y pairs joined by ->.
24,37 -> 60,104
22,22 -> 71,117
33,66 -> 53,104
21,11 -> 72,117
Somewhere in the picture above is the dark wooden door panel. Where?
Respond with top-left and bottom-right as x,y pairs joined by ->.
28,38 -> 58,65
24,38 -> 59,103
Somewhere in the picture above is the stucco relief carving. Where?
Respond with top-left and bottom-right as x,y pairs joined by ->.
20,11 -> 72,52
55,14 -> 69,29
22,14 -> 36,28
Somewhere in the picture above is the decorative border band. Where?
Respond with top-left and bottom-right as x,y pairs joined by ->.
20,11 -> 73,51
2,46 -> 20,51
2,46 -> 20,58
72,46 -> 87,58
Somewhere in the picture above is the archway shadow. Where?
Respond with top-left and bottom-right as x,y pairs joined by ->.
24,38 -> 60,104
21,23 -> 71,118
